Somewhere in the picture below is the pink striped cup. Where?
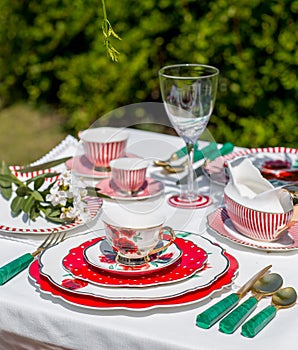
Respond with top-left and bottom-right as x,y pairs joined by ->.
224,193 -> 293,242
80,127 -> 129,167
110,157 -> 149,194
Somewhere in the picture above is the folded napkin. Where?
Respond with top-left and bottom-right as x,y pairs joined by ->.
225,157 -> 292,213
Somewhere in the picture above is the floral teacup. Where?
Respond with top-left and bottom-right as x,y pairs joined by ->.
101,209 -> 175,265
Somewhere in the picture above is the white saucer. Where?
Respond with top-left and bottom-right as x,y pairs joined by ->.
83,238 -> 182,276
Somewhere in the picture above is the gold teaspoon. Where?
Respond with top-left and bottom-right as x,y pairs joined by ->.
241,287 -> 297,337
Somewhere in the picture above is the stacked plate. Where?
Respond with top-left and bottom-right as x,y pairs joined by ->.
29,230 -> 239,311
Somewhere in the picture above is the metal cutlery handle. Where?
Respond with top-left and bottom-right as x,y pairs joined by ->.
196,293 -> 240,329
219,296 -> 258,334
175,143 -> 199,160
175,142 -> 218,162
241,305 -> 277,338
0,253 -> 34,285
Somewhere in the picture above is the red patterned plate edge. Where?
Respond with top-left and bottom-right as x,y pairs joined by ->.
28,252 -> 239,311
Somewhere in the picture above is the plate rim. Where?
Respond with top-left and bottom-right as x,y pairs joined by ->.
29,251 -> 238,311
38,230 -> 230,300
63,237 -> 208,288
207,207 -> 298,252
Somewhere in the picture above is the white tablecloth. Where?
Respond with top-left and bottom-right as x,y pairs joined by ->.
0,129 -> 297,350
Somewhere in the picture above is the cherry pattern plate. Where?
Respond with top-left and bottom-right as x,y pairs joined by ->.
205,146 -> 298,185
0,170 -> 103,234
62,237 -> 207,287
38,230 -> 230,300
82,238 -> 184,277
29,252 -> 238,311
207,207 -> 298,251
96,177 -> 164,200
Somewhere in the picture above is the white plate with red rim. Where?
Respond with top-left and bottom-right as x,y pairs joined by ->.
205,146 -> 298,185
207,207 -> 298,251
0,170 -> 103,234
62,236 -> 208,287
96,177 -> 164,201
29,251 -> 238,311
38,230 -> 230,300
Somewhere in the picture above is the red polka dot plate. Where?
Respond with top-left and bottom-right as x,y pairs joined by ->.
62,237 -> 208,287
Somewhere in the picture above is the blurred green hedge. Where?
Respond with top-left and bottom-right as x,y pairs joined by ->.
0,0 -> 297,147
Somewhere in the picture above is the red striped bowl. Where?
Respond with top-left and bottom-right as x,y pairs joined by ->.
80,127 -> 128,167
110,157 -> 148,193
224,194 -> 293,241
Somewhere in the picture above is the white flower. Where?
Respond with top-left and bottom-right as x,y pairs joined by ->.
59,170 -> 72,187
60,206 -> 79,221
46,186 -> 67,207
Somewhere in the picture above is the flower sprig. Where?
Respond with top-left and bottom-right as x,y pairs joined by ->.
101,0 -> 121,62
0,161 -> 107,224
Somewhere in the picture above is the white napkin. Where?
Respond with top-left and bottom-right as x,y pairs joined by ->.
225,157 -> 292,213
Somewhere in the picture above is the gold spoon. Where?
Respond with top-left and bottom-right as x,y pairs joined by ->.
241,287 -> 297,337
219,272 -> 283,334
163,161 -> 187,173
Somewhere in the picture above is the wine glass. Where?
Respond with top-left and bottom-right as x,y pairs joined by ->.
159,64 -> 219,208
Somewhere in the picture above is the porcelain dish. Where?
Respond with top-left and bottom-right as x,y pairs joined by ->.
38,230 -> 230,300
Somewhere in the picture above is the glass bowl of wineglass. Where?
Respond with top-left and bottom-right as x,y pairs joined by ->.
159,63 -> 219,209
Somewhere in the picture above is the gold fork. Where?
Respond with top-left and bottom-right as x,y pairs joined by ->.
0,229 -> 67,285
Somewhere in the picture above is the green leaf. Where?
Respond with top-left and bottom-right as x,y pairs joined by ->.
22,195 -> 36,214
30,206 -> 41,221
26,172 -> 60,185
48,209 -> 62,217
32,190 -> 44,202
0,162 -> 13,199
0,187 -> 12,200
11,196 -> 25,216
19,156 -> 72,173
34,176 -> 45,190
86,186 -> 111,198
45,215 -> 66,224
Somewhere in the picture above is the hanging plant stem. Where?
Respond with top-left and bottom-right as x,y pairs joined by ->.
101,0 -> 121,62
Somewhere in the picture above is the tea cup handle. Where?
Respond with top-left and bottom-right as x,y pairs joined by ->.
149,226 -> 176,256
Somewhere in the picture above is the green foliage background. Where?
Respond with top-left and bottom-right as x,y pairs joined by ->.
0,0 -> 297,147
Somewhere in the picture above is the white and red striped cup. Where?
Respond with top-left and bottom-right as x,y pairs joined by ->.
80,127 -> 129,167
110,157 -> 148,194
224,193 -> 293,241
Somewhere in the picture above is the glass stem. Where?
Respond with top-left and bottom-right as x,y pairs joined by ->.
186,141 -> 195,197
